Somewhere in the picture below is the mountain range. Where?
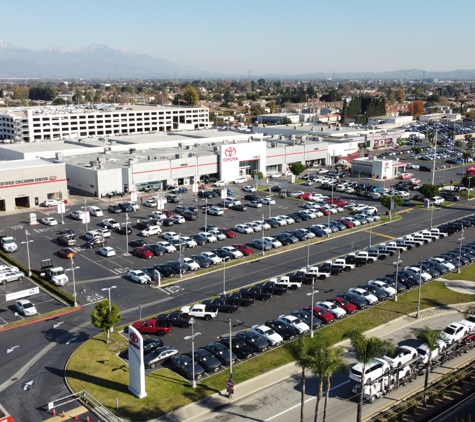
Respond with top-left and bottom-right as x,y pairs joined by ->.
0,40 -> 474,80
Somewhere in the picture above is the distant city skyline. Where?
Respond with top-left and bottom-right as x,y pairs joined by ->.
3,0 -> 475,76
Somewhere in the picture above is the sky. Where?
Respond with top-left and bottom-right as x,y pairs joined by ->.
2,0 -> 475,76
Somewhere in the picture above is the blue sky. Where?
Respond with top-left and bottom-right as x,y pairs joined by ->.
3,0 -> 475,76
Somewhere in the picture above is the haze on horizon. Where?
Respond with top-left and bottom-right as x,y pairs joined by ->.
4,0 -> 475,76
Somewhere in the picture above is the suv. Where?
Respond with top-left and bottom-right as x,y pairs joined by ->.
349,358 -> 391,385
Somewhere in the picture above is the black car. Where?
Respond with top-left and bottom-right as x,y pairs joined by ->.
265,319 -> 298,340
264,218 -> 280,229
211,249 -> 232,261
220,336 -> 254,359
124,338 -> 164,359
162,218 -> 175,227
136,220 -> 156,230
287,213 -> 303,223
182,211 -> 198,221
144,346 -> 179,369
117,226 -> 133,235
189,254 -> 212,268
108,205 -> 122,213
170,238 -> 188,250
255,281 -> 287,296
422,261 -> 448,275
286,271 -> 314,285
198,191 -> 214,199
220,292 -> 255,307
268,186 -> 282,192
236,331 -> 269,352
358,284 -> 389,300
165,195 -> 181,203
240,286 -> 272,301
231,204 -> 248,212
336,293 -> 367,310
290,310 -> 323,330
274,234 -> 292,246
202,298 -> 239,314
387,272 -> 417,288
307,226 -> 325,237
191,234 -> 207,246
154,264 -> 176,278
420,263 -> 441,277
376,277 -> 407,293
118,203 -> 134,212
244,194 -> 259,201
57,234 -> 76,246
296,211 -> 311,221
86,237 -> 107,249
58,228 -> 76,238
189,349 -> 222,372
167,261 -> 188,274
146,244 -> 166,256
419,165 -> 432,172
171,355 -> 205,380
129,238 -> 147,247
204,342 -> 237,366
157,312 -> 193,328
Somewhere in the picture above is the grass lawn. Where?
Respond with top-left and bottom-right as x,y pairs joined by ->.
66,281 -> 475,420
443,262 -> 475,281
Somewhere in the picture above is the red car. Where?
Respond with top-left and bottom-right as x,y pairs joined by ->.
326,297 -> 357,314
298,192 -> 313,200
326,197 -> 347,206
233,243 -> 253,256
318,207 -> 330,216
339,219 -> 354,228
219,228 -> 237,238
131,319 -> 172,336
134,246 -> 154,259
302,306 -> 335,324
163,210 -> 174,218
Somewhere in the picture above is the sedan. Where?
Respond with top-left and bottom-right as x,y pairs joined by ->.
251,325 -> 283,346
236,331 -> 269,352
207,207 -> 224,216
144,346 -> 179,369
15,299 -> 37,316
99,247 -> 116,257
278,315 -> 309,335
189,254 -> 212,268
128,270 -> 151,284
129,239 -> 147,248
134,246 -> 154,259
117,226 -> 133,235
171,355 -> 205,380
41,217 -> 58,226
265,319 -> 298,340
316,301 -> 346,318
232,204 -> 248,212
57,248 -> 75,259
102,219 -> 120,229
218,228 -> 237,238
247,201 -> 262,208
204,342 -> 237,366
233,243 -> 254,256
86,237 -> 107,249
220,336 -> 254,359
171,216 -> 186,224
326,297 -> 357,314
261,197 -> 276,205
189,349 -> 222,372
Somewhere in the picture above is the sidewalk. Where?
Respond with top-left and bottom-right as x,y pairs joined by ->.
162,294 -> 475,422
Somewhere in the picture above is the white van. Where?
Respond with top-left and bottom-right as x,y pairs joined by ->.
87,206 -> 103,217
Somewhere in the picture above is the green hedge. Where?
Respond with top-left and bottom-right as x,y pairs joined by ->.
0,250 -> 75,306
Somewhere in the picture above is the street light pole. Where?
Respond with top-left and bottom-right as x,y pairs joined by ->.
223,258 -> 226,295
458,233 -> 465,274
416,259 -> 422,319
21,229 -> 34,277
306,237 -> 310,268
393,256 -> 402,302
101,286 -> 117,338
369,219 -> 373,247
306,279 -> 318,338
184,322 -> 201,389
65,257 -> 80,307
205,197 -> 208,231
228,318 -> 233,397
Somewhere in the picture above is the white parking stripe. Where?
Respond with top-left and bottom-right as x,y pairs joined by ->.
80,254 -> 118,275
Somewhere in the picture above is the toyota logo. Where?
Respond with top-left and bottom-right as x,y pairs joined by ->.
225,147 -> 237,157
130,332 -> 139,343
49,176 -> 57,180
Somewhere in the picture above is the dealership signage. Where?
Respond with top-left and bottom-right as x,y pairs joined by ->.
223,147 -> 238,162
128,325 -> 147,398
6,287 -> 40,302
0,176 -> 58,187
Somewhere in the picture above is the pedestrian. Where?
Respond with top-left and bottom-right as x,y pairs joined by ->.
327,232 -> 330,238
140,197 -> 143,204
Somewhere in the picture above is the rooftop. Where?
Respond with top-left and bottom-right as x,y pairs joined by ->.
0,158 -> 60,170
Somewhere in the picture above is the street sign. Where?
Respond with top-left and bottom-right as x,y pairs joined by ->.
221,189 -> 227,199
226,379 -> 234,388
6,287 -> 40,301
192,182 -> 199,193
283,180 -> 288,189
57,203 -> 66,213
130,191 -> 138,202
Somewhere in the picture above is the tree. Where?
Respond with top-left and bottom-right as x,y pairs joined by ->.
290,162 -> 306,177
345,329 -> 394,422
463,151 -> 472,160
418,184 -> 440,198
183,84 -> 199,106
380,195 -> 403,212
413,146 -> 422,154
461,176 -> 475,189
396,138 -> 405,147
425,131 -> 435,144
91,300 -> 122,344
287,337 -> 315,422
455,140 -> 463,148
395,88 -> 406,104
282,117 -> 292,125
415,327 -> 442,407
468,141 -> 474,150
309,343 -> 347,422
407,100 -> 425,117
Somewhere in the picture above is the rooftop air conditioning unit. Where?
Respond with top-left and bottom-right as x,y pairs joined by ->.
178,143 -> 183,148
175,154 -> 182,159
129,148 -> 136,154
271,142 -> 276,147
55,152 -> 63,160
188,152 -> 195,157
89,161 -> 95,167
213,146 -> 218,151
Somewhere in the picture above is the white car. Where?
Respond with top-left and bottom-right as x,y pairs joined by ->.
179,236 -> 197,248
317,301 -> 346,318
247,201 -> 262,208
300,210 -> 317,219
278,215 -> 295,225
278,315 -> 309,335
272,216 -> 287,226
261,197 -> 276,205
234,177 -> 247,184
312,224 -> 331,235
242,186 -> 256,192
128,270 -> 151,284
342,217 -> 360,227
102,219 -> 120,229
248,222 -> 263,232
235,224 -> 254,234
428,257 -> 455,272
348,288 -> 378,305
349,204 -> 368,212
152,210 -> 167,220
84,231 -> 103,240
207,207 -> 224,216
200,232 -> 218,243
95,228 -> 111,238
417,340 -> 447,364
41,217 -> 58,226
265,236 -> 283,248
209,230 -> 227,241
251,325 -> 284,346
440,322 -> 469,345
43,199 -> 61,207
368,280 -> 397,296
349,358 -> 391,385
200,251 -> 222,265
221,246 -> 243,259
253,220 -> 270,230
99,247 -> 116,257
213,180 -> 226,186
156,241 -> 176,253
459,314 -> 475,332
182,257 -> 200,271
15,299 -> 37,316
404,266 -> 432,281
382,345 -> 418,368
87,206 -> 104,216
171,215 -> 186,224
162,231 -> 180,241
125,202 -> 140,211
69,210 -> 86,220
143,199 -> 158,207
271,173 -> 282,178
141,225 -> 162,236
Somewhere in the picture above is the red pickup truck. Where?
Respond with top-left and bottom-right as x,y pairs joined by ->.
131,319 -> 172,336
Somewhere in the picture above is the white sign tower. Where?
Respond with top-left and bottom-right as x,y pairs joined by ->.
128,325 -> 147,398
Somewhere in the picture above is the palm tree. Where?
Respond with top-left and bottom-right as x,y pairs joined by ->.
414,326 -> 442,407
346,328 -> 395,422
287,337 -> 315,422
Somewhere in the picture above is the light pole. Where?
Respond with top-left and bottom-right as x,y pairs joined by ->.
184,322 -> 201,389
21,229 -> 34,277
205,197 -> 208,231
261,215 -> 265,256
458,233 -> 465,274
228,318 -> 233,398
66,257 -> 80,307
430,202 -> 435,228
306,279 -> 318,338
306,237 -> 311,268
393,256 -> 402,302
101,286 -> 117,336
416,259 -> 423,319
369,218 -> 373,247
125,213 -> 129,255
431,129 -> 437,185
223,258 -> 226,295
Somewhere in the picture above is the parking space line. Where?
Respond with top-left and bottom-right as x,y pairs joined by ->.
75,275 -> 121,285
80,254 -> 119,275
365,230 -> 394,240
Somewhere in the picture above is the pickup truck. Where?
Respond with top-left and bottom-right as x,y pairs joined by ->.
181,304 -> 218,320
255,281 -> 288,296
201,298 -> 240,314
332,258 -> 355,272
383,242 -> 406,254
411,233 -> 431,244
319,261 -> 342,276
269,276 -> 302,290
130,319 -> 172,336
394,239 -> 414,250
220,292 -> 255,307
0,231 -> 18,253
419,230 -> 443,241
403,235 -> 426,246
353,251 -> 376,264
428,228 -> 449,238
156,312 -> 194,328
302,266 -> 330,280
239,286 -> 273,301
366,247 -> 393,260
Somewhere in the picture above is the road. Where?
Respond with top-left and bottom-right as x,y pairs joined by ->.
0,169 -> 473,421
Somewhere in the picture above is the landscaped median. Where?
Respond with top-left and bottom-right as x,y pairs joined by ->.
65,280 -> 475,421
